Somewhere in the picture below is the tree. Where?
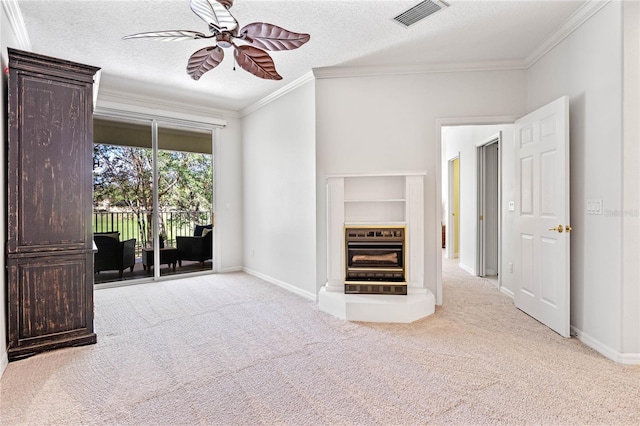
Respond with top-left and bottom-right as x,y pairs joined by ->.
93,144 -> 212,246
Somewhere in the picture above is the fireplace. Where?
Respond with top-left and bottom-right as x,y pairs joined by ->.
344,226 -> 407,295
320,174 -> 434,323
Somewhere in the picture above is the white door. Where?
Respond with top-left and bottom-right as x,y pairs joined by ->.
514,96 -> 570,337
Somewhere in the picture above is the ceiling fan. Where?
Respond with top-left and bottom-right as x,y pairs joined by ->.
123,0 -> 310,81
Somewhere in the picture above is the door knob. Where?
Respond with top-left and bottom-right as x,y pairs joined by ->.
548,225 -> 563,233
565,225 -> 572,232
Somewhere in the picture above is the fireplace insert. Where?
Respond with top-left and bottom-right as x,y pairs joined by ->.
344,226 -> 406,295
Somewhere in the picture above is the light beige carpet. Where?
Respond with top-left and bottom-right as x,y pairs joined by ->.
1,258 -> 638,425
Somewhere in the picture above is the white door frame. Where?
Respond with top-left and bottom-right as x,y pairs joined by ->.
435,116 -> 519,305
476,133 -> 501,280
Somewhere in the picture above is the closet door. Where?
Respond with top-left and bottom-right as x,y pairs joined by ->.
6,49 -> 100,360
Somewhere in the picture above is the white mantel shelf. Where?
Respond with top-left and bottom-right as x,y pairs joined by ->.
319,172 -> 435,323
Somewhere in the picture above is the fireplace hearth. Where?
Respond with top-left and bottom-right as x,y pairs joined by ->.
345,226 -> 407,295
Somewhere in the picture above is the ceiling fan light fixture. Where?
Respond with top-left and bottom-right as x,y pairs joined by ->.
216,32 -> 233,48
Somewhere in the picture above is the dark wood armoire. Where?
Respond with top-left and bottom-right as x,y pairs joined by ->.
6,48 -> 100,360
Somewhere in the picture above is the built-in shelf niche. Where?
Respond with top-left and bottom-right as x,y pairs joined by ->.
344,176 -> 406,223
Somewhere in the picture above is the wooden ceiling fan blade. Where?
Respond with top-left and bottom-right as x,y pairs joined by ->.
234,45 -> 282,80
239,22 -> 310,51
187,46 -> 224,80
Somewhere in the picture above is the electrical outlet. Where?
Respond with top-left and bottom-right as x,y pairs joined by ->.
508,262 -> 513,273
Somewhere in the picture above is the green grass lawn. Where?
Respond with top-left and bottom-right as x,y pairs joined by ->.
92,212 -> 210,247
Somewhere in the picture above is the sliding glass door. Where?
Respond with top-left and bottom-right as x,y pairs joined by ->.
93,116 -> 216,284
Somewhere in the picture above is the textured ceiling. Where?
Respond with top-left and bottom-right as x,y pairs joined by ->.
17,0 -> 586,112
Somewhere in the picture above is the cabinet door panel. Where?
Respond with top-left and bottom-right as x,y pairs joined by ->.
8,253 -> 95,350
9,76 -> 91,253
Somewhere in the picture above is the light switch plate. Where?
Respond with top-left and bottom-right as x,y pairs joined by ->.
508,201 -> 515,211
587,199 -> 603,215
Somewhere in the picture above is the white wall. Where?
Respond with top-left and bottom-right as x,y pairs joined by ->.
441,124 -> 514,294
242,80 -> 317,299
316,71 -> 526,300
442,126 -> 476,272
442,126 -> 492,272
215,116 -> 244,272
527,1 -> 638,358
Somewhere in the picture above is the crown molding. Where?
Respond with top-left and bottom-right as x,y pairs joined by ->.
312,0 -> 611,81
2,0 -> 31,51
97,85 -> 240,121
240,71 -> 315,117
525,0 -> 611,67
312,59 -> 527,80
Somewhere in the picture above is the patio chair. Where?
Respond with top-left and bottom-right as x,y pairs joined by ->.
93,233 -> 137,278
176,224 -> 213,267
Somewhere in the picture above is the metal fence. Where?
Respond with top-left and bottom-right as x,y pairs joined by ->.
93,210 -> 213,257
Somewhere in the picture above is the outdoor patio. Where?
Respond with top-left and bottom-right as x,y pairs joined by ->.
94,258 -> 213,285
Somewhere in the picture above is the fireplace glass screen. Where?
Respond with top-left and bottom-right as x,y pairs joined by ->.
344,227 -> 406,295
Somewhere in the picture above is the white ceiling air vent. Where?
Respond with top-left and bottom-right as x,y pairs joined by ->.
393,0 -> 449,28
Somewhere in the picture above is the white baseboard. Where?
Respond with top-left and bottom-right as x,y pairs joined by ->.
500,286 -> 515,298
458,263 -> 475,276
242,268 -> 317,301
218,266 -> 243,273
0,348 -> 8,378
571,326 -> 640,365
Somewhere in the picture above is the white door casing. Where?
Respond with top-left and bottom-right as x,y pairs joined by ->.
478,147 -> 485,276
514,96 -> 570,337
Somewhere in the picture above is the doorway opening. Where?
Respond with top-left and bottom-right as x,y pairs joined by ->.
438,121 -> 515,305
436,97 -> 570,337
